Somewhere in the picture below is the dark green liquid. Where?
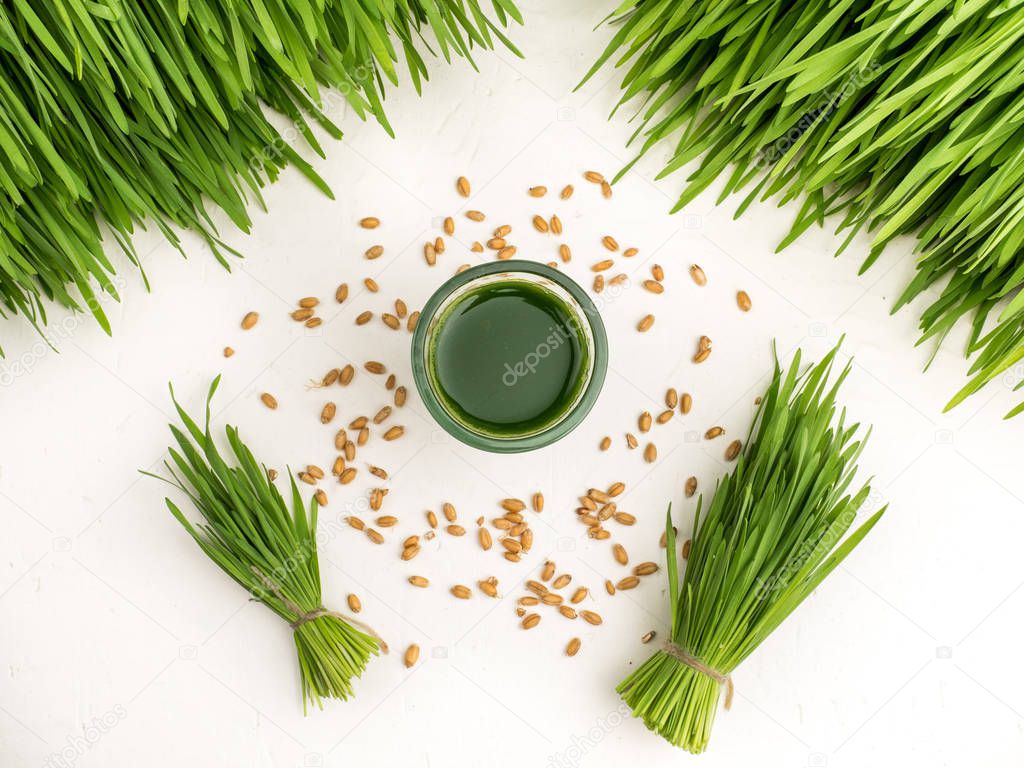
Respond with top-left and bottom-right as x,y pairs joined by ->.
428,280 -> 589,437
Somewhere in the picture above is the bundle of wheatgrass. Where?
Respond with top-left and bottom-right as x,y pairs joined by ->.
0,1 -> 521,348
619,345 -> 885,753
146,378 -> 383,711
583,0 -> 1024,417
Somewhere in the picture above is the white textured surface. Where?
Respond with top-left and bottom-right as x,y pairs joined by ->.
3,3 -> 1024,767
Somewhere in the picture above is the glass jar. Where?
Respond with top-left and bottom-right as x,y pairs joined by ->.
411,260 -> 608,453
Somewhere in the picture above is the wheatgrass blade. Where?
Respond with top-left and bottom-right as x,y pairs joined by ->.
618,345 -> 886,753
146,377 -> 381,713
583,0 -> 1024,416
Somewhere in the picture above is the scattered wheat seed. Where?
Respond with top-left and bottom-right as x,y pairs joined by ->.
643,280 -> 664,294
434,236 -> 445,254
661,391 -> 677,413
737,290 -> 752,312
705,426 -> 725,440
409,576 -> 429,588
593,275 -> 605,293
366,528 -> 384,545
497,246 -> 517,260
532,215 -> 550,233
364,278 -> 379,293
478,528 -> 492,551
457,176 -> 471,197
478,579 -> 499,598
552,574 -> 572,590
501,498 -> 526,513
550,215 -> 563,235
394,386 -> 408,407
580,610 -> 603,626
340,467 -> 357,484
359,217 -> 380,229
689,264 -> 707,286
626,433 -> 639,449
638,314 -> 655,332
304,317 -> 322,329
241,311 -> 259,330
600,436 -> 611,451
494,224 -> 512,237
559,244 -> 572,263
223,347 -> 234,358
656,409 -> 674,424
320,403 -> 336,424
291,308 -> 314,321
373,406 -> 392,425
601,235 -> 619,252
451,585 -> 472,600
644,443 -> 657,463
365,245 -> 384,260
541,561 -> 556,582
529,186 -> 548,198
260,393 -> 278,410
592,259 -> 614,272
682,539 -> 692,559
347,594 -> 361,613
638,411 -> 652,433
356,311 -> 373,325
443,217 -> 455,236
725,439 -> 742,460
584,171 -> 605,184
685,476 -> 698,498
613,543 -> 629,566
617,576 -> 640,590
466,210 -> 486,221
680,393 -> 693,414
623,247 -> 638,258
315,489 -> 328,506
404,644 -> 419,668
601,181 -> 612,199
424,243 -> 437,266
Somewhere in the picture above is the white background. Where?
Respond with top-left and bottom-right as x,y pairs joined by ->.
3,3 -> 1023,767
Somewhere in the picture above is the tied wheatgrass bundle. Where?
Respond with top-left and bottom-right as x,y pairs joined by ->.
618,345 -> 885,753
147,377 -> 382,712
582,0 -> 1024,417
0,0 -> 521,348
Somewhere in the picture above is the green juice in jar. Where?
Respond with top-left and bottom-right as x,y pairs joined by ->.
426,280 -> 590,438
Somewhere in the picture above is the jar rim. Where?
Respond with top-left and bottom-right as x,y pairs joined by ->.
410,260 -> 608,453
